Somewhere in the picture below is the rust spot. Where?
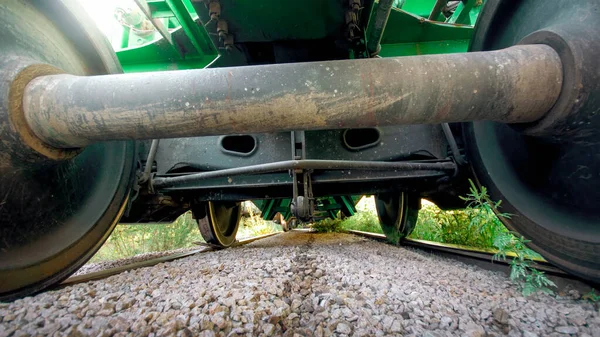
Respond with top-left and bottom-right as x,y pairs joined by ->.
367,72 -> 375,98
359,71 -> 379,125
367,72 -> 376,125
226,71 -> 233,102
433,102 -> 451,121
11,65 -> 80,160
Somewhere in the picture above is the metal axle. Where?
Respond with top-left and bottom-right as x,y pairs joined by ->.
22,45 -> 562,149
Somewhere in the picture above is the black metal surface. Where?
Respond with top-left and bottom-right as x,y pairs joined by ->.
306,125 -> 446,161
23,45 -> 561,148
151,125 -> 445,176
367,0 -> 394,56
154,133 -> 291,174
465,0 -> 600,283
441,123 -> 465,166
150,170 -> 447,204
0,0 -> 135,300
152,159 -> 457,188
290,130 -> 314,221
375,193 -> 420,240
140,139 -> 160,184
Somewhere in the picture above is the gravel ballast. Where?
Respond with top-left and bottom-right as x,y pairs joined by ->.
1,232 -> 598,336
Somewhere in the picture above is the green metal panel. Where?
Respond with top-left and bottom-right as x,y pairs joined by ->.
335,195 -> 358,216
162,0 -> 214,56
256,198 -> 293,221
379,8 -> 473,43
379,39 -> 470,57
108,0 -> 485,72
261,199 -> 276,220
369,5 -> 476,57
447,0 -> 482,25
255,196 -> 360,221
192,0 -> 347,43
399,0 -> 438,18
114,0 -> 218,72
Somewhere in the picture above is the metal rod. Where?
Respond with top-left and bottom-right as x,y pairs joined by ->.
152,159 -> 457,188
441,123 -> 465,166
133,0 -> 176,53
428,0 -> 448,21
23,45 -> 562,149
367,0 -> 395,56
139,139 -> 160,183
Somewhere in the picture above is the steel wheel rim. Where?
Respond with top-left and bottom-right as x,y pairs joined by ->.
465,122 -> 600,280
375,193 -> 419,239
465,0 -> 600,281
207,201 -> 242,246
0,0 -> 135,297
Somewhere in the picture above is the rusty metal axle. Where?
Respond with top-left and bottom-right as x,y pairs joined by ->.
22,45 -> 562,149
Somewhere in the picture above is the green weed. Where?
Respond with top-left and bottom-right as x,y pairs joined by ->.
312,197 -> 382,234
493,233 -> 555,296
458,180 -> 555,296
90,212 -> 202,263
409,181 -> 512,249
583,289 -> 600,302
333,181 -> 555,296
339,209 -> 382,234
238,208 -> 283,238
311,218 -> 343,233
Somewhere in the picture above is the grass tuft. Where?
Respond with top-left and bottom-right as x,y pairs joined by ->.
238,206 -> 283,238
93,186 -> 556,295
91,203 -> 281,263
90,212 -> 202,263
313,182 -> 555,296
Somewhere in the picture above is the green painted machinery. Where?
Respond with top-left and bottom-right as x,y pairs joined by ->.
2,0 -> 600,300
107,0 -> 485,226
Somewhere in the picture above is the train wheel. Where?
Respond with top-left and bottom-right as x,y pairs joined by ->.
375,193 -> 420,243
195,202 -> 242,248
0,1 -> 135,300
465,124 -> 600,282
465,0 -> 600,282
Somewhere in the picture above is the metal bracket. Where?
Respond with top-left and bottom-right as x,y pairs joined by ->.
290,131 -> 314,221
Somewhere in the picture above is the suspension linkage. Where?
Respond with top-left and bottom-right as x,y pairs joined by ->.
151,159 -> 458,189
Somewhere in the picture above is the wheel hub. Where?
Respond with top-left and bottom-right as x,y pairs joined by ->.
466,0 -> 600,281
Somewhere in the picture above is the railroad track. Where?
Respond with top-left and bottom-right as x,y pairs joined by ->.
346,229 -> 595,293
58,230 -> 592,295
58,232 -> 280,288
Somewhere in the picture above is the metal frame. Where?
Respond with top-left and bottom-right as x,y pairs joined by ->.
107,0 -> 492,223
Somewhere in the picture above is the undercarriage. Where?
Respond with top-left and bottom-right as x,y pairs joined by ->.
1,0 -> 599,300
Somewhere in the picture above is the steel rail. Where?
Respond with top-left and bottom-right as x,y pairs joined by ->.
348,229 -> 595,293
345,230 -> 571,277
56,230 -> 593,295
58,232 -> 280,287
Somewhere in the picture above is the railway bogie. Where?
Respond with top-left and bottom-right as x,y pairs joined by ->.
1,0 -> 599,300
